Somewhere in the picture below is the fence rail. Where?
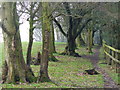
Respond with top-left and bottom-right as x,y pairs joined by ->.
103,41 -> 120,85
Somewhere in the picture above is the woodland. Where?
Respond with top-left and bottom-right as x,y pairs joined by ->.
0,2 -> 120,89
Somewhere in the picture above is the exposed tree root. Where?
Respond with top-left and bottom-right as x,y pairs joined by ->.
49,56 -> 59,62
61,51 -> 81,57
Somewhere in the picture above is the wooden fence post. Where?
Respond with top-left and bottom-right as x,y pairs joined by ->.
108,49 -> 112,65
117,52 -> 120,85
106,47 -> 109,65
111,51 -> 115,66
103,41 -> 106,59
102,42 -> 120,85
115,52 -> 117,73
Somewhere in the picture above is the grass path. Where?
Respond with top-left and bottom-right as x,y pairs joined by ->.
83,47 -> 119,88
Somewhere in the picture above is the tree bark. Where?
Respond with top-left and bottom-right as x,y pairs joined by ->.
37,2 -> 51,82
87,29 -> 92,53
26,2 -> 35,66
62,37 -> 80,57
50,20 -> 56,53
99,30 -> 102,46
2,61 -> 8,83
48,21 -> 58,62
38,31 -> 50,82
2,2 -> 35,84
26,18 -> 34,66
76,34 -> 85,47
92,30 -> 96,45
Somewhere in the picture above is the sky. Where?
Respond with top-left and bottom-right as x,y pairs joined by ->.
19,21 -> 29,42
0,3 -> 30,42
0,19 -> 29,42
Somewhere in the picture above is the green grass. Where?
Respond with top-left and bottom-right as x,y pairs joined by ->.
98,47 -> 118,84
1,42 -> 104,88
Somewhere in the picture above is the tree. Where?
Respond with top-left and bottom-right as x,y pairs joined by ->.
48,20 -> 58,62
53,2 -> 94,57
18,2 -> 41,66
92,2 -> 118,46
26,2 -> 41,66
1,2 -> 35,83
76,34 -> 85,47
37,2 -> 51,82
87,28 -> 92,53
50,20 -> 56,53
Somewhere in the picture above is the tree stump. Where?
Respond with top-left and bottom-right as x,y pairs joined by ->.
31,52 -> 41,65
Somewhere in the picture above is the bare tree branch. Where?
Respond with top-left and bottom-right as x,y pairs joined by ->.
75,18 -> 92,39
53,18 -> 67,37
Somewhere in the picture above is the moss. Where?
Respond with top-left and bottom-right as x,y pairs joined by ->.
38,76 -> 51,83
26,75 -> 37,83
49,56 -> 58,62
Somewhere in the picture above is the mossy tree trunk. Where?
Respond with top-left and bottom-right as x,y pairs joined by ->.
62,2 -> 79,57
81,32 -> 87,45
92,30 -> 96,45
65,36 -> 77,56
76,34 -> 85,47
99,30 -> 102,46
2,61 -> 8,83
1,2 -> 35,84
37,2 -> 51,82
26,2 -> 40,66
51,20 -> 56,53
26,14 -> 34,66
87,29 -> 92,53
48,21 -> 58,62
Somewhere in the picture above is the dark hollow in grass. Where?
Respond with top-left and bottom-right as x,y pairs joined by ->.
100,62 -> 107,64
85,68 -> 99,75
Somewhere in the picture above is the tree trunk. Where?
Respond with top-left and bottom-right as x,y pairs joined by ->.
37,2 -> 51,82
49,21 -> 58,62
26,20 -> 34,66
88,29 -> 92,53
62,37 -> 81,57
2,61 -> 8,83
99,30 -> 102,46
92,31 -> 95,45
76,34 -> 85,47
51,20 -> 56,53
26,3 -> 35,66
67,37 -> 76,54
38,31 -> 50,82
3,31 -> 35,83
2,2 -> 35,84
